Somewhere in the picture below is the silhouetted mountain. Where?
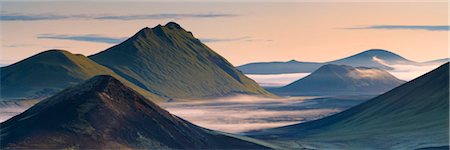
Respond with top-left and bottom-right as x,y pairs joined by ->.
0,50 -> 161,101
247,63 -> 449,149
0,75 -> 270,149
237,49 -> 417,74
90,22 -> 271,98
269,64 -> 405,96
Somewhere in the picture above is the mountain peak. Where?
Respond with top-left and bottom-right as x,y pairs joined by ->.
8,49 -> 86,68
165,21 -> 183,29
360,49 -> 399,56
317,64 -> 353,72
287,59 -> 299,63
82,75 -> 121,91
136,22 -> 185,36
35,49 -> 74,57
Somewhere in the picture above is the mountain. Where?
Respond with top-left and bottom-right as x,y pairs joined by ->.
269,64 -> 405,96
0,50 -> 162,101
247,63 -> 449,149
90,22 -> 271,99
237,49 -> 416,74
0,75 -> 271,149
329,49 -> 415,69
237,60 -> 322,74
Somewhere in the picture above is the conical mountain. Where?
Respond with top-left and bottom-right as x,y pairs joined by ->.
0,75 -> 270,149
270,64 -> 405,96
90,22 -> 271,99
0,50 -> 162,101
248,63 -> 449,149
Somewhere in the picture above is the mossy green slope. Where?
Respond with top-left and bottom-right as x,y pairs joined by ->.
248,63 -> 449,149
1,50 -> 162,101
90,22 -> 272,99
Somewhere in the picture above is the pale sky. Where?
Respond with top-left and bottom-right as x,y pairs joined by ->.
0,1 -> 448,66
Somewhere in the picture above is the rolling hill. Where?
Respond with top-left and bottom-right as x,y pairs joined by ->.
269,64 -> 405,96
237,49 -> 418,74
0,75 -> 271,149
247,63 -> 449,149
0,50 -> 162,101
90,22 -> 271,99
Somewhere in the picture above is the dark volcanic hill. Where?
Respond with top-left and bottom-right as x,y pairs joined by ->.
0,50 -> 161,101
237,49 -> 416,74
270,64 -> 405,96
247,63 -> 449,149
0,75 -> 270,149
90,22 -> 271,99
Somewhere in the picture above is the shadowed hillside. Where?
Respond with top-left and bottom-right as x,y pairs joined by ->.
0,75 -> 271,149
247,63 -> 449,149
90,22 -> 272,99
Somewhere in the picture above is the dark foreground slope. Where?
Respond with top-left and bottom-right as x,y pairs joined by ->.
270,64 -> 404,96
90,22 -> 271,99
0,75 -> 270,149
248,63 -> 449,149
0,50 -> 162,101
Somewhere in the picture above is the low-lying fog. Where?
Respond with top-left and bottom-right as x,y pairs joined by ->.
246,73 -> 309,87
1,95 -> 371,133
161,95 -> 372,133
0,100 -> 37,122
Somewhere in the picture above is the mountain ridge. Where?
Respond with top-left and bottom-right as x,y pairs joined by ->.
237,49 -> 439,74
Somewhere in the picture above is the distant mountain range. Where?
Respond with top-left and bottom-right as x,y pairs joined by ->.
247,63 -> 449,149
269,64 -> 405,96
1,22 -> 271,100
238,49 -> 448,74
0,75 -> 271,149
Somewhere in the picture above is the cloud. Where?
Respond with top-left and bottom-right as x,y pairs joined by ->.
37,34 -> 128,44
4,44 -> 37,48
161,95 -> 366,133
372,56 -> 441,81
246,73 -> 310,87
0,12 -> 237,21
346,25 -> 449,31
